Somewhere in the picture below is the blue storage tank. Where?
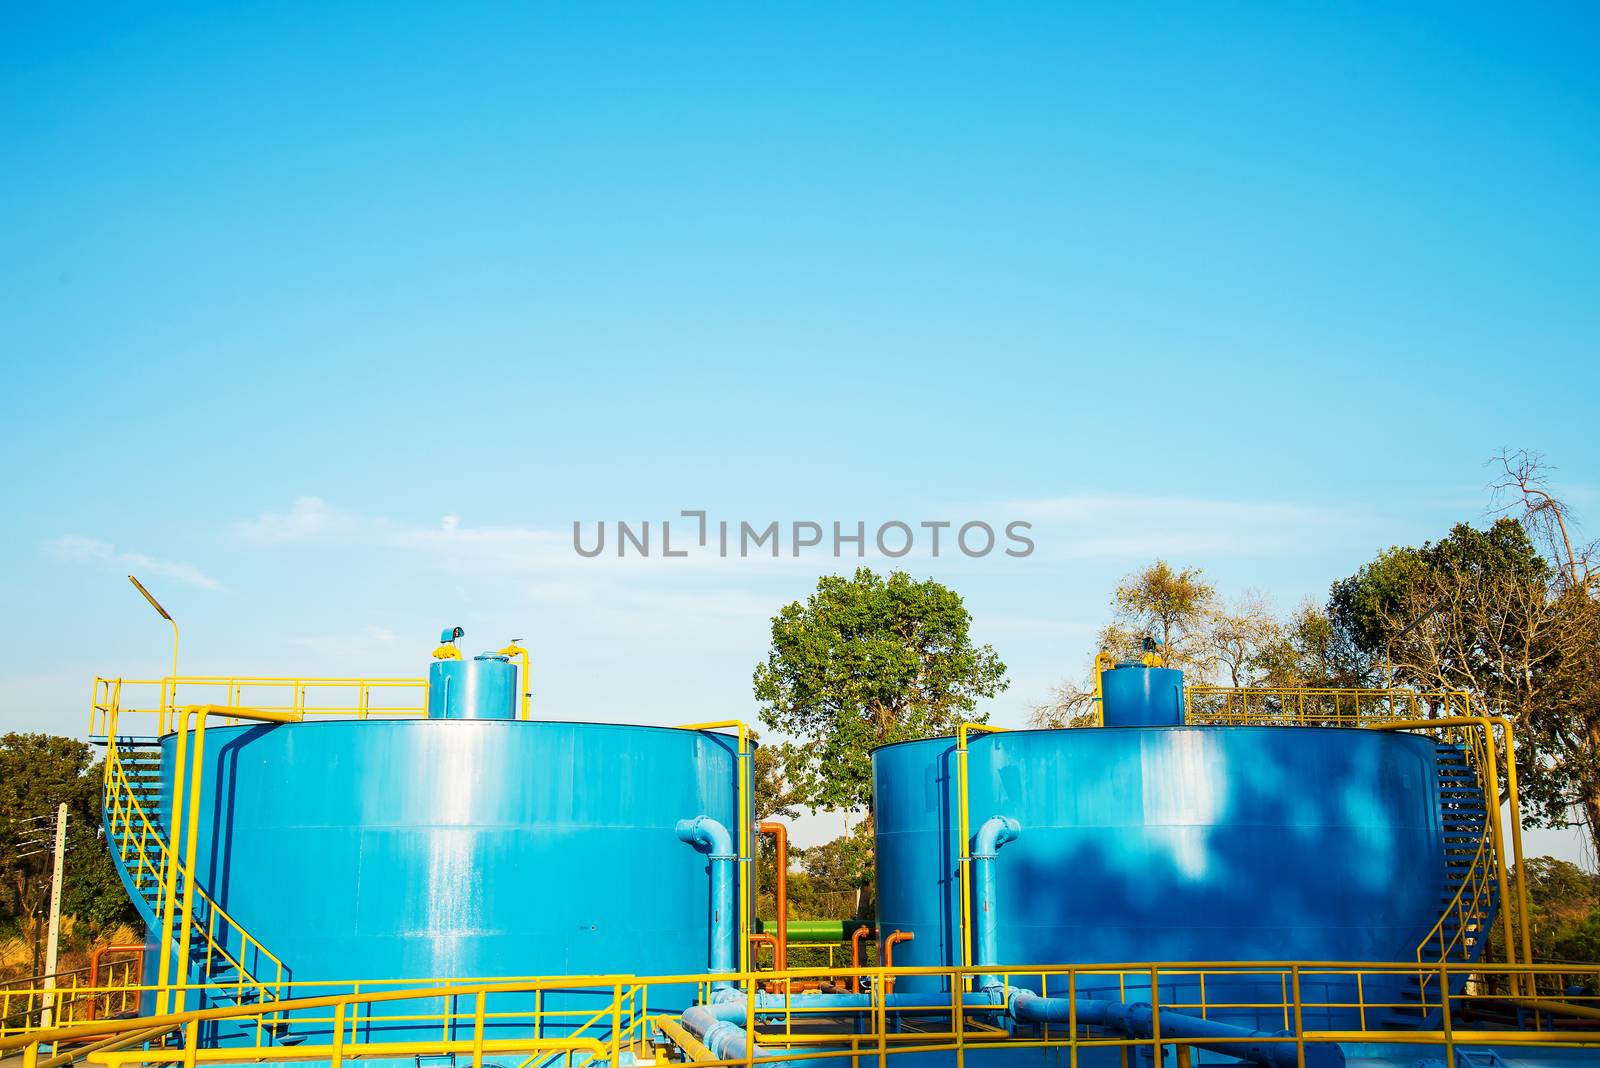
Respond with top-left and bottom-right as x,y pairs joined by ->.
155,719 -> 747,1044
426,652 -> 519,719
1100,662 -> 1185,726
138,634 -> 750,1044
871,670 -> 1452,1030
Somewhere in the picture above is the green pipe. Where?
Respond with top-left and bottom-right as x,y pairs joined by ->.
754,919 -> 874,942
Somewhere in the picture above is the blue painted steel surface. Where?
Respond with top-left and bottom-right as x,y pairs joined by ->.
871,725 -> 1446,1028
154,719 -> 746,1040
1100,665 -> 1186,726
426,654 -> 518,719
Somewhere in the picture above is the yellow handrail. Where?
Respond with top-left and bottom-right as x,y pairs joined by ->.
955,721 -> 1008,980
90,676 -> 429,736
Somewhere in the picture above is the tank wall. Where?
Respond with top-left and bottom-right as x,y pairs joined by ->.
160,720 -> 745,990
873,726 -> 1446,998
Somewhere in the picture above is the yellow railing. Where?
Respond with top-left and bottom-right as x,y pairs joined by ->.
0,955 -> 142,1037
4,963 -> 1598,1068
91,675 -> 430,736
98,693 -> 288,1027
1183,685 -> 1477,726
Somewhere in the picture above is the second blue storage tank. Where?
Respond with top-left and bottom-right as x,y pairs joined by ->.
872,722 -> 1449,1027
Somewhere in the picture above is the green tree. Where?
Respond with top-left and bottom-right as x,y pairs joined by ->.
1101,560 -> 1217,669
1252,600 -> 1370,690
752,733 -> 801,823
1329,518 -> 1548,679
795,824 -> 876,920
1329,519 -> 1600,857
0,734 -> 137,940
1035,560 -> 1223,728
1494,857 -> 1600,969
753,568 -> 1008,813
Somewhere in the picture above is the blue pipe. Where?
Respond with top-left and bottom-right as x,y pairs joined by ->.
681,987 -> 1345,1068
1008,989 -> 1343,1068
676,816 -> 736,987
682,1001 -> 791,1068
971,814 -> 1020,992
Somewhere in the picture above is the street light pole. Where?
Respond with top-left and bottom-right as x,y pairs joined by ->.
128,574 -> 180,716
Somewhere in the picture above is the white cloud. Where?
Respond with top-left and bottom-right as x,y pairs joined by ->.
234,496 -> 569,569
43,535 -> 224,591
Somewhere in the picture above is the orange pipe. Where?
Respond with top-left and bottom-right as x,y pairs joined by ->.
86,945 -> 144,1021
758,821 -> 789,972
748,933 -> 778,970
850,925 -> 873,993
882,930 -> 914,994
762,979 -> 831,994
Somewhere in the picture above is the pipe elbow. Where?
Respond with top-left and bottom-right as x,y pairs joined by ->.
675,815 -> 735,858
973,815 -> 1021,858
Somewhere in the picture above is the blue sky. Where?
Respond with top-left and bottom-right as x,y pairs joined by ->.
2,5 -> 1597,852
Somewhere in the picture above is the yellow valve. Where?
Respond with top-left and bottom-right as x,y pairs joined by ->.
433,625 -> 465,660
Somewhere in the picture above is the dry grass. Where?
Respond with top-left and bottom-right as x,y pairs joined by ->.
0,918 -> 141,985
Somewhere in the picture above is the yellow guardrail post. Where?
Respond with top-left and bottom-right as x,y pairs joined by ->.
473,990 -> 487,1068
154,705 -> 300,1015
155,712 -> 193,1015
955,722 -> 1007,984
1491,714 -> 1535,991
1290,965 -> 1304,1068
1149,965 -> 1162,1067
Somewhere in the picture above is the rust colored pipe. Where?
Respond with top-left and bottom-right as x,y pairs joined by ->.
881,930 -> 914,994
748,933 -> 778,970
758,821 -> 789,972
850,924 -> 873,993
85,945 -> 145,1021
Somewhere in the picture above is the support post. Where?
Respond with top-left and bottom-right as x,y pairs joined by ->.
41,803 -> 67,1028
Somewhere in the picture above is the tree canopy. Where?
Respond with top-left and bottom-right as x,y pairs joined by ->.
753,567 -> 1008,813
1098,559 -> 1217,669
0,733 -> 136,941
1327,516 -> 1600,855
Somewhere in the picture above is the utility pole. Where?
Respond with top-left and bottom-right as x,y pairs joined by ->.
41,802 -> 68,1028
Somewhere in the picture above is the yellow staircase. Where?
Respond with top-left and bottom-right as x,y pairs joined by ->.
95,681 -> 290,1036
